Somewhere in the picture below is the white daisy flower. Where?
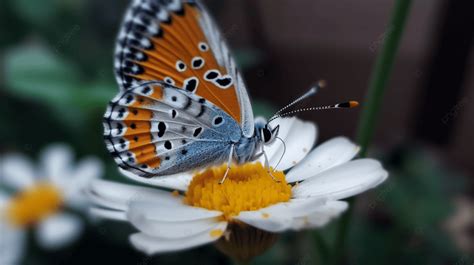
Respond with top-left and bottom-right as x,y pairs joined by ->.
89,118 -> 388,262
0,143 -> 104,259
0,191 -> 25,265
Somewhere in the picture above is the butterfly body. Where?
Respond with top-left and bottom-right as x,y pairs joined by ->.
104,81 -> 267,178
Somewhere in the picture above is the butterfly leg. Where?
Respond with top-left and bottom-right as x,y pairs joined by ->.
219,144 -> 235,184
250,151 -> 264,161
263,149 -> 280,183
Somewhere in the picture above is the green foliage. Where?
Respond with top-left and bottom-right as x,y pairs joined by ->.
10,0 -> 59,25
348,147 -> 465,265
5,45 -> 111,106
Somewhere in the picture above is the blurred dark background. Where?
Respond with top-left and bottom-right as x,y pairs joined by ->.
218,0 -> 474,177
1,0 -> 472,264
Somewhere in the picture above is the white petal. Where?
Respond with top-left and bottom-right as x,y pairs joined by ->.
260,118 -> 317,171
40,144 -> 74,187
290,200 -> 348,230
36,213 -> 83,250
267,198 -> 327,218
88,179 -> 182,212
128,201 -> 222,222
286,137 -> 359,182
63,157 -> 104,209
0,154 -> 36,190
235,198 -> 325,232
237,213 -> 292,232
292,159 -> 388,200
69,157 -> 104,189
262,117 -> 297,160
0,221 -> 25,265
119,168 -> 192,191
90,208 -> 127,221
0,190 -> 10,210
130,221 -> 227,255
272,119 -> 317,171
128,204 -> 221,239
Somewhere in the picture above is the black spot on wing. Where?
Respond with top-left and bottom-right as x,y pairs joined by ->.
142,86 -> 151,94
204,70 -> 219,80
119,138 -> 126,149
215,77 -> 232,88
193,127 -> 202,137
164,77 -> 175,85
116,123 -> 124,134
184,97 -> 192,109
117,108 -> 126,119
157,122 -> 166,137
125,95 -> 134,104
164,140 -> 172,150
196,105 -> 206,118
198,42 -> 209,52
191,57 -> 204,69
183,77 -> 198,93
213,116 -> 223,126
176,60 -> 186,72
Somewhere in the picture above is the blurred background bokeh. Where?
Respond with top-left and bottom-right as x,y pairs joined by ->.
1,0 -> 472,264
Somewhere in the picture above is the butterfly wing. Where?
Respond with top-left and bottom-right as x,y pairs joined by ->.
104,81 -> 242,178
114,0 -> 254,137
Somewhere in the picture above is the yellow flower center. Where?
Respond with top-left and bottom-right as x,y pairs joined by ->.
184,163 -> 292,220
4,183 -> 64,227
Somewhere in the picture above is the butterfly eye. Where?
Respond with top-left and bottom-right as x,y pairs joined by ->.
262,128 -> 272,143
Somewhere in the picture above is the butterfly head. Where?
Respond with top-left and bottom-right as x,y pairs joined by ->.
255,117 -> 280,145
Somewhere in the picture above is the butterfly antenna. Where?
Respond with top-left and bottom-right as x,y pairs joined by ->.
269,80 -> 326,122
270,101 -> 359,121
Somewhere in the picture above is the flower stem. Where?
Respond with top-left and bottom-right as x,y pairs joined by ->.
313,231 -> 330,264
331,0 -> 413,264
356,0 -> 414,157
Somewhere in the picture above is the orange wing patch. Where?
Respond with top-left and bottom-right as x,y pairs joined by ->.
118,4 -> 241,123
116,85 -> 163,169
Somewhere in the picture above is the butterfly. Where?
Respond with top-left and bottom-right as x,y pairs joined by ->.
103,0 -> 357,183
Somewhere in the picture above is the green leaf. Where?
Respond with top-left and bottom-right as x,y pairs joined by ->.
70,82 -> 116,109
5,44 -> 116,108
8,0 -> 58,25
4,45 -> 80,105
4,44 -> 116,132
